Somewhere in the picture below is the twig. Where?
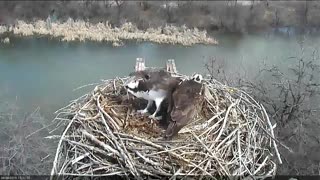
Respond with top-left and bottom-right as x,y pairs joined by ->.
81,129 -> 120,157
73,82 -> 100,91
215,100 -> 238,142
261,105 -> 282,164
50,115 -> 75,177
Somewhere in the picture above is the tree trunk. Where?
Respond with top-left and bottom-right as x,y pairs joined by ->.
304,1 -> 309,26
115,0 -> 122,25
251,0 -> 255,10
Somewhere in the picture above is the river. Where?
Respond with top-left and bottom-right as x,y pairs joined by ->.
1,31 -> 320,120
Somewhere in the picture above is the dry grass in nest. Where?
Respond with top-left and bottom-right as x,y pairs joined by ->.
49,75 -> 282,179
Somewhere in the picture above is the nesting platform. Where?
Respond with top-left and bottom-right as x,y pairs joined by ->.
50,58 -> 282,179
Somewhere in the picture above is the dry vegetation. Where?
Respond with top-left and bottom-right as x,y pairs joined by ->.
0,97 -> 54,175
0,20 -> 217,46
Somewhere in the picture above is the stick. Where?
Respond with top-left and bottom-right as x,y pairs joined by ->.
135,151 -> 160,166
97,95 -> 120,131
215,100 -> 238,142
261,105 -> 282,164
191,132 -> 228,176
50,115 -> 75,177
73,82 -> 100,91
237,127 -> 242,175
81,129 -> 120,157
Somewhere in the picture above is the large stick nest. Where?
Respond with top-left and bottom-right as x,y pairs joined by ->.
50,75 -> 281,179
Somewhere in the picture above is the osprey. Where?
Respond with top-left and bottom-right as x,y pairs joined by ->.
124,69 -> 181,120
164,73 -> 205,140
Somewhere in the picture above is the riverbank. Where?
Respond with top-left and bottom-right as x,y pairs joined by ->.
0,20 -> 218,47
1,1 -> 320,35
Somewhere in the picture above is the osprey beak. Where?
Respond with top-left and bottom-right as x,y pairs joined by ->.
124,76 -> 135,88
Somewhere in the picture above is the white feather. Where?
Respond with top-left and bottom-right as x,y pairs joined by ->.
126,80 -> 139,89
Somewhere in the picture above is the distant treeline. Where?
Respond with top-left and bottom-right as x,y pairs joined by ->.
0,1 -> 319,33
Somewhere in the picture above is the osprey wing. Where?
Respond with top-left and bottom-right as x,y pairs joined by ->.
164,79 -> 204,140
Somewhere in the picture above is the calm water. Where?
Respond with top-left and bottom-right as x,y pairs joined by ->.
1,32 -> 320,120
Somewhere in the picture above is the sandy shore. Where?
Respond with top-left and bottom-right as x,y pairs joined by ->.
0,19 -> 218,46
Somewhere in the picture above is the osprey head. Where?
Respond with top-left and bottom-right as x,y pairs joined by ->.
192,73 -> 203,83
125,78 -> 141,90
128,70 -> 150,81
124,70 -> 150,92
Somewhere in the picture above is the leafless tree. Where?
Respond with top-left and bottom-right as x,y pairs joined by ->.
204,56 -> 228,84
204,39 -> 320,174
303,0 -> 309,26
113,0 -> 126,24
0,99 -> 54,175
1,0 -> 320,33
243,40 -> 320,125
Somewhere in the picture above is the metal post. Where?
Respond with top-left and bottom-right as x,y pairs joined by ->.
166,59 -> 177,74
135,58 -> 146,72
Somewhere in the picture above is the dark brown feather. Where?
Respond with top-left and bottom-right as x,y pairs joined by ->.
165,79 -> 204,140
